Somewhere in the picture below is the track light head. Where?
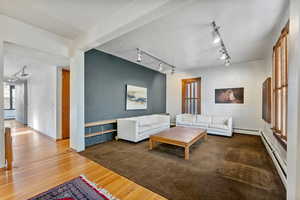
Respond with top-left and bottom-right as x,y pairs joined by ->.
225,59 -> 231,66
158,63 -> 163,71
211,21 -> 231,66
211,21 -> 221,44
137,48 -> 142,62
220,53 -> 227,60
212,32 -> 221,44
171,68 -> 175,75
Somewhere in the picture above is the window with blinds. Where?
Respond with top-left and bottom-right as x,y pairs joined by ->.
272,22 -> 288,147
4,83 -> 15,110
182,78 -> 201,114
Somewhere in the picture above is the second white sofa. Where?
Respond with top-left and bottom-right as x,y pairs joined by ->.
176,114 -> 233,137
117,114 -> 170,142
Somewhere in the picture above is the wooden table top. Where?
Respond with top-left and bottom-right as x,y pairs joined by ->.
150,127 -> 206,144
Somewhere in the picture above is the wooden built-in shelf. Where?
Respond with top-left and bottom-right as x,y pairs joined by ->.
85,119 -> 117,128
85,129 -> 117,138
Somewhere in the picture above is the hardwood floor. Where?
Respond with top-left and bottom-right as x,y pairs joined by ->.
1,121 -> 166,200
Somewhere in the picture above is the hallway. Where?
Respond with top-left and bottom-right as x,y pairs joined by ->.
4,120 -> 69,167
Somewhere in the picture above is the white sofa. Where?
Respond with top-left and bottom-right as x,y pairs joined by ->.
117,114 -> 170,142
176,114 -> 233,137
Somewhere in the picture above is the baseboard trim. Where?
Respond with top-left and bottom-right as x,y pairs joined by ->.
233,128 -> 260,136
260,130 -> 287,188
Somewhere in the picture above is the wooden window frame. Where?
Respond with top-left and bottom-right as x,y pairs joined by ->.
182,78 -> 201,114
271,21 -> 289,149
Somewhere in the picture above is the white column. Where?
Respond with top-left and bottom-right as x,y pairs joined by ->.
0,41 -> 4,168
70,50 -> 85,152
287,0 -> 300,199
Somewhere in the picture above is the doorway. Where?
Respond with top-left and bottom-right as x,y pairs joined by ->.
62,69 -> 70,139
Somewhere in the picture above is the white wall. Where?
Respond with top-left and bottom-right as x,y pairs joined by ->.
27,64 -> 58,139
70,50 -> 85,152
167,60 -> 268,132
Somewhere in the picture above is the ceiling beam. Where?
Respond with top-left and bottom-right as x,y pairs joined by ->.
71,0 -> 195,54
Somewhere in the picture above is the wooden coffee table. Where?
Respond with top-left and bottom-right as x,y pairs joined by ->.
149,127 -> 207,160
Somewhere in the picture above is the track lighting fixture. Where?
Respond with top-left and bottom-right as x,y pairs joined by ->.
137,48 -> 142,62
220,53 -> 227,60
225,59 -> 231,66
211,21 -> 221,44
171,68 -> 175,75
136,48 -> 175,74
158,63 -> 163,71
211,21 -> 231,66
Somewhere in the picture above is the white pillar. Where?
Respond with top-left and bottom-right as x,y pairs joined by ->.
0,41 -> 4,168
287,0 -> 300,199
70,50 -> 85,152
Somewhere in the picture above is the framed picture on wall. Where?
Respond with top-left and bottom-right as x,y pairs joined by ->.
215,87 -> 244,104
126,85 -> 147,110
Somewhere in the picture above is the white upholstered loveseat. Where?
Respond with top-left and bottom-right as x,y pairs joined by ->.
117,114 -> 170,142
176,114 -> 233,137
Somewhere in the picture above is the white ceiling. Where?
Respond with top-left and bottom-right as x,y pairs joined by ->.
0,0 -> 136,39
0,0 -> 288,72
97,0 -> 288,71
4,42 -> 69,79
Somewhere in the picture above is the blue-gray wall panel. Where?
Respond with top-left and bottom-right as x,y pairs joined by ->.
85,49 -> 166,123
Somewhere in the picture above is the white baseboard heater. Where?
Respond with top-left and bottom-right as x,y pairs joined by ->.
233,128 -> 260,135
260,130 -> 287,188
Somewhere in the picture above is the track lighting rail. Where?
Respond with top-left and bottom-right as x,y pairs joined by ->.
137,48 -> 175,73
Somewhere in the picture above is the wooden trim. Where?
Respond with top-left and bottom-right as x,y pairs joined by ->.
181,77 -> 201,114
85,129 -> 117,138
4,128 -> 13,170
271,20 -> 289,143
62,69 -> 70,139
273,132 -> 287,150
182,80 -> 186,113
85,119 -> 117,128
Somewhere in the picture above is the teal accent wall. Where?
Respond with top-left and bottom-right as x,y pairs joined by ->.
85,49 -> 166,123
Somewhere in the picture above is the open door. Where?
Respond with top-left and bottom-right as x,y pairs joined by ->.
62,69 -> 70,139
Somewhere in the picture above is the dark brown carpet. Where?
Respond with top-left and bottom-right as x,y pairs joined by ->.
80,134 -> 286,200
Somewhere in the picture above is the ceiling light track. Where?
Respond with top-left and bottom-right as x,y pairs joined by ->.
136,48 -> 175,74
211,21 -> 231,66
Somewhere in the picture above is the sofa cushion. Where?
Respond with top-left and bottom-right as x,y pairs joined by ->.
193,122 -> 209,128
196,115 -> 211,124
209,124 -> 229,130
181,114 -> 195,123
138,117 -> 155,126
139,124 -> 153,133
177,121 -> 193,126
212,116 -> 228,126
151,123 -> 169,130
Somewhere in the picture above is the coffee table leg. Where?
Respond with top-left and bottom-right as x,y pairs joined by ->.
149,139 -> 154,150
184,146 -> 189,160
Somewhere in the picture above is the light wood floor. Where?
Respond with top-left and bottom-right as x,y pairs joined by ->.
1,121 -> 166,200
